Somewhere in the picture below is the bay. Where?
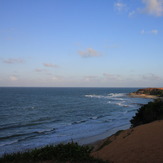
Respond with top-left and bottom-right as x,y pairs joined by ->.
0,87 -> 152,156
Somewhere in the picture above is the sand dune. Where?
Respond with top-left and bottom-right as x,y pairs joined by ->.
92,120 -> 163,163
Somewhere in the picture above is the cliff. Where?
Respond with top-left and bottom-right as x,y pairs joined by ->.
92,120 -> 163,163
130,88 -> 163,98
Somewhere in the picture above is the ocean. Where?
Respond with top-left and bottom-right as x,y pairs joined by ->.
0,87 -> 152,156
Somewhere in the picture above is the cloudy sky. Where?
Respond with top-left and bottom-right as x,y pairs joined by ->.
0,0 -> 163,87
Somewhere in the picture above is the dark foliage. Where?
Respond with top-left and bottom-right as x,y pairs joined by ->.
0,142 -> 109,163
135,88 -> 163,97
130,99 -> 163,128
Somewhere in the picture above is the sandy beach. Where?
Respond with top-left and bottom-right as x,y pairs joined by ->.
92,120 -> 163,163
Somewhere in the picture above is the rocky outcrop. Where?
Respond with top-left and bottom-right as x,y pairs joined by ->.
129,88 -> 163,98
134,88 -> 163,97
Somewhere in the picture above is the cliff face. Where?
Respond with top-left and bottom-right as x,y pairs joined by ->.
135,88 -> 163,97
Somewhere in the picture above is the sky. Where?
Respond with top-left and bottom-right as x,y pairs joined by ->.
0,0 -> 163,87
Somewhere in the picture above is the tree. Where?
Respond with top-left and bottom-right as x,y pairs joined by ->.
130,99 -> 163,128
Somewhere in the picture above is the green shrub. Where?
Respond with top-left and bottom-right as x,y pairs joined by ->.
135,88 -> 163,97
0,142 -> 109,163
130,99 -> 163,128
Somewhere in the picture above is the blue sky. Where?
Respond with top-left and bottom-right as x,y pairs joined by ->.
0,0 -> 163,87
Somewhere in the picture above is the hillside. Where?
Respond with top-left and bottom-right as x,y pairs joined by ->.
92,120 -> 163,163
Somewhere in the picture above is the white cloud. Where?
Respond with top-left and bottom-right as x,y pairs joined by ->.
43,63 -> 58,68
78,48 -> 101,58
114,2 -> 127,11
141,29 -> 159,34
3,58 -> 24,64
141,73 -> 162,80
9,75 -> 18,81
124,0 -> 163,17
142,0 -> 163,16
35,68 -> 47,72
150,29 -> 159,34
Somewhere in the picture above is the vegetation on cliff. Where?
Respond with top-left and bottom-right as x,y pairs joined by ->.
130,99 -> 163,127
134,88 -> 163,97
0,142 -> 108,163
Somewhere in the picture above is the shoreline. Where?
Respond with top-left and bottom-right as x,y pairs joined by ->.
0,124 -> 130,157
92,98 -> 163,162
76,124 -> 130,145
129,93 -> 158,99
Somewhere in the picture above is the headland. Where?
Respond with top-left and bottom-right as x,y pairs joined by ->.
129,88 -> 163,99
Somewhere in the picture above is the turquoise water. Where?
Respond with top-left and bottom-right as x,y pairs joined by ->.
0,87 -> 151,156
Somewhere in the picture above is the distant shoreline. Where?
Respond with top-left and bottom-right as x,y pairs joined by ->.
129,88 -> 163,99
129,93 -> 158,99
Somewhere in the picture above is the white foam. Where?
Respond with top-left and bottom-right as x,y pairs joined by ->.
116,102 -> 129,107
36,128 -> 55,134
108,93 -> 126,97
0,140 -> 18,147
85,93 -> 127,102
90,116 -> 98,120
85,94 -> 105,99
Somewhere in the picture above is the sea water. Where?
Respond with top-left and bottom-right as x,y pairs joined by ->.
0,87 -> 152,156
